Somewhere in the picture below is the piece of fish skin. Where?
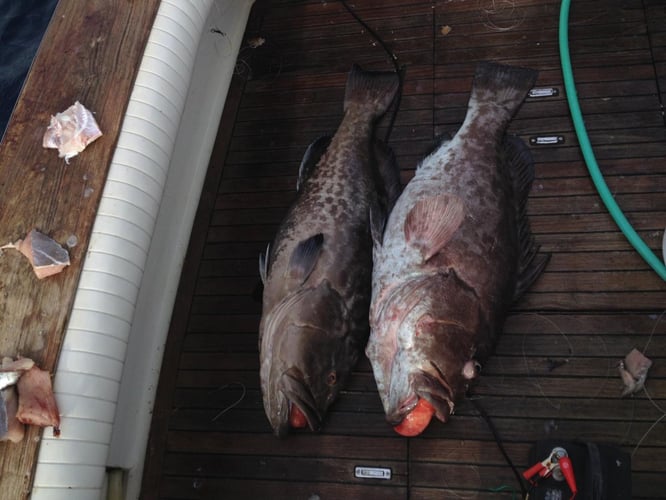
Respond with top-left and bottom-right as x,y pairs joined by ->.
259,64 -> 400,437
43,101 -> 102,163
0,387 -> 25,442
367,61 -> 549,434
0,371 -> 20,391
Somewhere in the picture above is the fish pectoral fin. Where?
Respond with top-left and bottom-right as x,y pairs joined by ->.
286,233 -> 324,284
404,194 -> 465,261
297,136 -> 332,192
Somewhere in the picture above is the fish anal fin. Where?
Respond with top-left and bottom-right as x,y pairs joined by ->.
404,194 -> 465,261
297,136 -> 332,191
286,233 -> 324,283
513,250 -> 550,301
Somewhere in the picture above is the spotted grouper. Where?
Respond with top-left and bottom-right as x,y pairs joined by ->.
366,61 -> 550,436
259,64 -> 400,436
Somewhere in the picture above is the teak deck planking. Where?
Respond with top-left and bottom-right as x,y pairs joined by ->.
139,0 -> 660,498
142,0 -> 665,498
0,1 -> 160,498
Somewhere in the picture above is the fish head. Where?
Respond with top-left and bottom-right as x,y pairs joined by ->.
260,280 -> 358,437
369,272 -> 487,435
386,319 -> 483,435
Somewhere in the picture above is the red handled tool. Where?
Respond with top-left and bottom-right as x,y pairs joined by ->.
523,446 -> 578,499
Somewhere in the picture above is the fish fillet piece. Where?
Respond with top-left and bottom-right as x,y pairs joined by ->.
2,229 -> 70,279
16,365 -> 61,437
619,348 -> 652,396
43,101 -> 102,162
0,357 -> 35,442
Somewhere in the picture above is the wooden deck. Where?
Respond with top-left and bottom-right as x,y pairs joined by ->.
0,1 -> 159,497
141,0 -> 665,498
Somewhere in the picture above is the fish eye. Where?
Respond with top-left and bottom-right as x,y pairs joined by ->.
326,371 -> 337,386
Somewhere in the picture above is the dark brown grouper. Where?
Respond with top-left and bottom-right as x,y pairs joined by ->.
366,62 -> 550,437
259,65 -> 400,437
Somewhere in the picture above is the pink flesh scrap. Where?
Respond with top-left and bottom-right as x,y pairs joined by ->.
43,101 -> 102,162
16,366 -> 61,436
2,229 -> 70,279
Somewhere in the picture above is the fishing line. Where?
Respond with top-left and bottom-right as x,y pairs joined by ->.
339,0 -> 404,143
642,309 -> 664,354
469,397 -> 528,498
479,0 -> 525,32
211,382 -> 247,421
630,311 -> 666,457
521,328 -> 561,411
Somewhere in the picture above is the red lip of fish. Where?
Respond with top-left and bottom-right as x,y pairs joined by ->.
258,64 -> 400,437
393,398 -> 436,437
366,61 -> 550,437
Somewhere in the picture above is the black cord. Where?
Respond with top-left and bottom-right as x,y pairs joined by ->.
339,0 -> 404,143
469,396 -> 528,499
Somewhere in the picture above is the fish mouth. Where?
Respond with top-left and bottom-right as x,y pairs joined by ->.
412,361 -> 456,423
388,367 -> 456,428
276,367 -> 323,436
414,364 -> 457,422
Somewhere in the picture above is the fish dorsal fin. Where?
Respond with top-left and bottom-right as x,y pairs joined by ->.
286,233 -> 324,283
501,135 -> 551,300
404,194 -> 465,261
503,135 -> 535,204
297,136 -> 332,192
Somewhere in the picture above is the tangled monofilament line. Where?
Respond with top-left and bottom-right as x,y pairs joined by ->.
630,311 -> 666,457
479,0 -> 525,32
211,382 -> 247,422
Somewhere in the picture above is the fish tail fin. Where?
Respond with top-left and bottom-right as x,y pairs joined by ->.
501,135 -> 550,300
471,62 -> 537,119
344,64 -> 399,118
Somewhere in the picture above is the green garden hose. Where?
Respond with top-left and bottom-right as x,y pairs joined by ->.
559,0 -> 666,281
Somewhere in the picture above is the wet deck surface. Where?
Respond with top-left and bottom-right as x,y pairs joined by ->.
141,0 -> 666,498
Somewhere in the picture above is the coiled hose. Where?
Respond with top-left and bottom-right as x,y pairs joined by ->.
559,0 -> 666,281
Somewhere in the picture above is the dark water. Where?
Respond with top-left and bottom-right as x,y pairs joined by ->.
0,0 -> 59,140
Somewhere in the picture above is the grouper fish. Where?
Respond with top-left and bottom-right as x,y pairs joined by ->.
366,62 -> 550,436
259,64 -> 400,436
